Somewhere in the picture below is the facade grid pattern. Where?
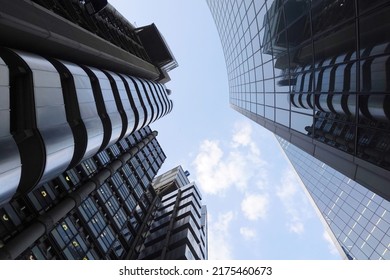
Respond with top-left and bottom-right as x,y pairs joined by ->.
278,137 -> 390,260
207,0 -> 390,199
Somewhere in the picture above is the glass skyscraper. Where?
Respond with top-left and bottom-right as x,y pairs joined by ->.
207,0 -> 390,259
207,0 -> 390,201
278,137 -> 390,260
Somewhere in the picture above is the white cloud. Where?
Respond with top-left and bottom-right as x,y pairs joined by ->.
208,211 -> 235,260
231,121 -> 262,159
289,222 -> 305,235
192,140 -> 246,194
239,227 -> 257,240
322,231 -> 340,256
231,121 -> 252,147
192,121 -> 268,195
241,193 -> 269,221
276,168 -> 312,235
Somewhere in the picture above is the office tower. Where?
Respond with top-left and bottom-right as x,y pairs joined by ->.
207,0 -> 390,201
136,166 -> 208,260
278,137 -> 390,260
0,126 -> 168,259
0,1 -> 184,259
0,1 -> 176,205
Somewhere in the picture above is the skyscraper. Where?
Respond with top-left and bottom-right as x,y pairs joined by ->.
0,1 -> 176,206
0,1 -> 205,260
207,0 -> 390,201
278,137 -> 390,260
137,166 -> 208,260
0,126 -> 169,259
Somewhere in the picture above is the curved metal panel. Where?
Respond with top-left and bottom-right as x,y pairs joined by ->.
333,66 -> 344,92
89,67 -> 122,149
0,57 -> 21,205
346,95 -> 357,117
321,67 -> 333,92
131,76 -> 153,127
15,51 -> 75,185
124,76 -> 146,131
150,81 -> 166,121
370,56 -> 389,92
168,99 -> 174,114
158,83 -> 173,116
106,71 -> 137,138
317,94 -> 331,112
60,61 -> 104,161
367,95 -> 389,121
150,81 -> 167,120
331,94 -> 344,115
290,93 -> 300,108
155,82 -> 169,117
140,78 -> 160,122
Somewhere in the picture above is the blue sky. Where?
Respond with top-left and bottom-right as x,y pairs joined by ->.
109,0 -> 341,260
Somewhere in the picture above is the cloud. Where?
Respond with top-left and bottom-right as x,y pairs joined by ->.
231,121 -> 262,159
289,222 -> 305,235
276,168 -> 311,235
239,227 -> 257,240
322,231 -> 340,256
208,211 -> 235,259
192,121 -> 268,195
192,140 -> 246,194
232,121 -> 252,147
241,193 -> 269,221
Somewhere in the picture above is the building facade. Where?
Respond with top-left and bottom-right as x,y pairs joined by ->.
278,137 -> 390,260
0,0 -> 176,206
0,1 -> 190,260
137,166 -> 208,260
0,126 -> 168,259
207,0 -> 390,201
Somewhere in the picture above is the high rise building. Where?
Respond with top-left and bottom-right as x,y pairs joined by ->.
0,126 -> 168,259
0,1 -> 201,260
0,135 -> 208,260
137,166 -> 208,260
207,0 -> 390,201
278,137 -> 390,260
0,1 -> 176,206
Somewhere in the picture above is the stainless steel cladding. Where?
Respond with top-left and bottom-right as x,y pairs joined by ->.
121,75 -> 147,131
0,57 -> 21,205
103,71 -> 137,139
0,48 -> 173,205
16,51 -> 75,185
58,61 -> 105,162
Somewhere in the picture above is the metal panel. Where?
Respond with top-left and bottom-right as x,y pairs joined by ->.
131,77 -> 153,127
155,82 -> 170,117
60,61 -> 104,160
14,51 -> 75,185
141,78 -> 162,122
0,57 -> 21,205
89,67 -> 122,148
105,71 -> 136,138
122,75 -> 146,131
148,80 -> 166,121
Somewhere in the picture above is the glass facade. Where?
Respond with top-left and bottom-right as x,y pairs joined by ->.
278,136 -> 390,260
0,127 -> 167,259
207,0 -> 390,200
138,166 -> 208,260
